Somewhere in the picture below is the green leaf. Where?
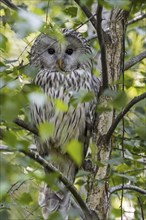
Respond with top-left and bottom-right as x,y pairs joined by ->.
19,192 -> 33,205
115,173 -> 136,182
70,90 -> 94,108
12,10 -> 43,38
55,99 -> 68,112
64,6 -> 78,17
115,163 -> 130,172
107,157 -> 124,165
0,34 -> 8,50
45,172 -> 60,191
66,140 -> 83,166
38,122 -> 54,141
3,131 -> 17,148
48,211 -> 64,220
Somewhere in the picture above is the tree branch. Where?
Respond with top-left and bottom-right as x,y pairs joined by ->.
14,118 -> 38,136
96,3 -> 108,91
86,34 -> 98,42
74,0 -> 97,28
128,13 -> 146,25
105,92 -> 146,143
0,146 -> 94,220
75,13 -> 97,32
124,51 -> 146,71
137,196 -> 145,220
110,184 -> 146,195
0,0 -> 19,10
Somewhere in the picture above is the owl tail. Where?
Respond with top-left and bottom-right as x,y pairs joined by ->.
38,153 -> 77,220
39,183 -> 71,220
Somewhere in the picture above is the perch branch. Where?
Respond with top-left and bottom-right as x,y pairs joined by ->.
124,51 -> 146,70
0,0 -> 19,10
137,196 -> 145,220
110,184 -> 146,195
74,0 -> 97,28
105,92 -> 146,143
128,13 -> 146,25
14,118 -> 38,136
96,3 -> 108,90
0,146 -> 93,220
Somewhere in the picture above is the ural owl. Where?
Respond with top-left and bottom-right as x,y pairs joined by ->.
30,29 -> 100,219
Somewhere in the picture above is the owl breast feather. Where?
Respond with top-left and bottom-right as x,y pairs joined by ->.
31,69 -> 94,153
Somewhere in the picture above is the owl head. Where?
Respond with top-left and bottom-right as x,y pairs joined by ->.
30,29 -> 92,72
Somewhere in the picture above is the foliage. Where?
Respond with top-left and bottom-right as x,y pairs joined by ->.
0,0 -> 146,220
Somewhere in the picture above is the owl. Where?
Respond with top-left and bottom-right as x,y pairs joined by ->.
30,29 -> 100,220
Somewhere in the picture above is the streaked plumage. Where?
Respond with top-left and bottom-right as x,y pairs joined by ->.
30,29 -> 100,219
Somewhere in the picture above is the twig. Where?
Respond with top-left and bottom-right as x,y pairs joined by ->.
124,51 -> 146,71
0,0 -> 19,10
110,184 -> 146,195
75,13 -> 97,31
86,34 -> 98,42
14,118 -> 38,136
96,3 -> 108,91
105,92 -> 146,143
128,13 -> 146,25
74,0 -> 97,28
137,196 -> 144,220
0,146 -> 93,220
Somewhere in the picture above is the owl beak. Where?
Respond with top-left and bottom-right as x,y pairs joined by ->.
57,59 -> 64,71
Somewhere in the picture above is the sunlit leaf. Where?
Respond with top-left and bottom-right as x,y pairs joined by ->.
39,122 -> 54,141
66,140 -> 83,166
0,34 -> 8,50
28,92 -> 47,106
55,99 -> 68,112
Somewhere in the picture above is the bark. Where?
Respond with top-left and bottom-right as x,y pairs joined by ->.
87,9 -> 129,220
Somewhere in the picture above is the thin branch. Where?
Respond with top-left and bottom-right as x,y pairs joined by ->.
14,118 -> 38,136
105,92 -> 146,143
75,13 -> 97,31
86,34 -> 98,42
0,0 -> 19,10
128,13 -> 146,25
96,3 -> 108,90
137,196 -> 145,220
110,184 -> 146,195
0,146 -> 93,220
124,51 -> 146,71
74,0 -> 97,28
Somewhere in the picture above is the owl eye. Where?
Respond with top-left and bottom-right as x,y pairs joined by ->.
65,48 -> 73,55
48,48 -> 55,55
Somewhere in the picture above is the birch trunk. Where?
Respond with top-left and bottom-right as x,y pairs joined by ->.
87,9 -> 129,220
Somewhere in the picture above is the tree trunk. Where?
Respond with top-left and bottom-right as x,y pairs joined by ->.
87,9 -> 129,220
